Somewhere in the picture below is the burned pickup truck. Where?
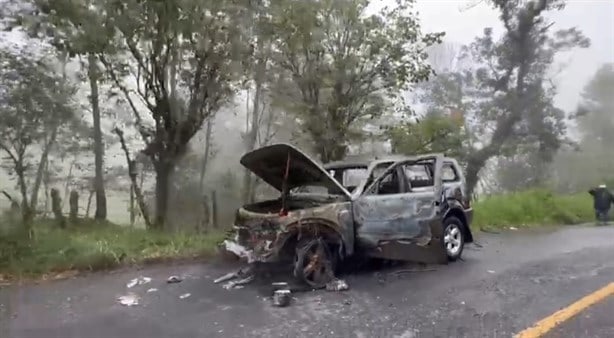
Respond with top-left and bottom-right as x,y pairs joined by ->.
224,143 -> 473,287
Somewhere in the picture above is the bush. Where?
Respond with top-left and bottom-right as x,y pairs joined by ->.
0,219 -> 225,279
472,189 -> 593,230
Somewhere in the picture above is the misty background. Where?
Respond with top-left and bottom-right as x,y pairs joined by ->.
0,0 -> 613,229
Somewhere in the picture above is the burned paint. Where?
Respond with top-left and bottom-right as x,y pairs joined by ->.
227,201 -> 353,263
227,143 -> 471,284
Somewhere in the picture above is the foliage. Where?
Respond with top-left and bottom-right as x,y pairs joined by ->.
388,113 -> 468,161
269,0 -> 443,162
0,47 -> 79,226
0,219 -> 226,278
472,189 -> 593,230
96,0 -> 251,229
453,0 -> 590,196
548,63 -> 614,192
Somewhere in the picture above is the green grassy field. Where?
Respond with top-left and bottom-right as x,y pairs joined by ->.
0,189 -> 598,280
472,189 -> 593,230
0,220 -> 225,280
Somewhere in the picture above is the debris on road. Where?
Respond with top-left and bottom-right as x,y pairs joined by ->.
222,275 -> 255,290
487,270 -> 496,274
214,265 -> 255,289
272,289 -> 291,307
167,275 -> 182,284
117,293 -> 140,306
325,279 -> 349,292
146,288 -> 158,293
214,271 -> 239,284
126,276 -> 151,288
392,267 -> 437,275
271,282 -> 289,291
509,226 -> 518,231
179,293 -> 191,299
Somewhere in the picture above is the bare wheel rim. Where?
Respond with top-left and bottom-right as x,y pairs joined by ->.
295,240 -> 334,287
444,223 -> 462,256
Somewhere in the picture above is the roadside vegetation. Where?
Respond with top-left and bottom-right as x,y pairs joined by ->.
0,0 -> 611,280
0,188 -> 596,280
473,189 -> 593,231
0,219 -> 225,280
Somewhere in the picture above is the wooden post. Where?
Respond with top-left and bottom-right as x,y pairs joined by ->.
69,190 -> 79,224
50,188 -> 66,229
211,190 -> 218,229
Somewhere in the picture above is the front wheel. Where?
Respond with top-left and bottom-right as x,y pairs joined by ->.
443,217 -> 465,261
293,237 -> 337,288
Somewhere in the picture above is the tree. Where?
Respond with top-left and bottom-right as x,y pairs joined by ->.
7,0 -> 112,220
99,0 -> 250,229
550,63 -> 614,191
270,0 -> 443,163
459,0 -> 589,196
0,47 -> 78,231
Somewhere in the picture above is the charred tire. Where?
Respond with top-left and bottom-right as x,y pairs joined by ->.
443,216 -> 465,261
293,237 -> 337,288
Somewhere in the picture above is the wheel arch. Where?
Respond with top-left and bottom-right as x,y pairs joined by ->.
444,207 -> 473,243
278,219 -> 347,260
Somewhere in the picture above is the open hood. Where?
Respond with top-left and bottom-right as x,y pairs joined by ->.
240,143 -> 351,198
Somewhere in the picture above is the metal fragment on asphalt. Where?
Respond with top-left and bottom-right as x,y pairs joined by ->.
325,279 -> 349,292
272,289 -> 291,307
179,293 -> 191,299
167,276 -> 182,283
146,288 -> 158,293
117,293 -> 140,306
222,275 -> 255,290
126,276 -> 152,288
214,271 -> 238,284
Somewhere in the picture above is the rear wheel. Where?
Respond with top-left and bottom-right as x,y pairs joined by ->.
443,217 -> 465,261
293,237 -> 336,288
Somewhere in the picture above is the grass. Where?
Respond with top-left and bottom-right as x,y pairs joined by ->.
0,219 -> 226,280
0,189 -> 598,280
472,189 -> 594,230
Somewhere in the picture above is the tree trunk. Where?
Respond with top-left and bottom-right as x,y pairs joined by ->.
89,53 -> 107,221
114,127 -> 152,228
130,184 -> 135,227
211,190 -> 218,229
154,161 -> 173,230
15,160 -> 32,232
86,190 -> 94,218
30,129 -> 57,215
317,141 -> 347,163
199,119 -> 213,192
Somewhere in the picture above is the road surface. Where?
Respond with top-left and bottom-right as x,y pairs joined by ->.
2,225 -> 614,338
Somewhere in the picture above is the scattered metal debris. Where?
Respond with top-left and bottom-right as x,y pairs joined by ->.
509,226 -> 518,230
214,271 -> 239,284
117,293 -> 140,306
325,279 -> 349,292
126,276 -> 152,288
271,282 -> 289,291
392,267 -> 437,275
146,288 -> 158,293
487,270 -> 496,274
222,275 -> 255,290
179,293 -> 191,299
272,289 -> 291,307
167,276 -> 182,284
214,266 -> 255,289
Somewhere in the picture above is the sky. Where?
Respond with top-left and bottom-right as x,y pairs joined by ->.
409,0 -> 614,112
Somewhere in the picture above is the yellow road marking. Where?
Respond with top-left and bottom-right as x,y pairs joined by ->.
515,282 -> 614,338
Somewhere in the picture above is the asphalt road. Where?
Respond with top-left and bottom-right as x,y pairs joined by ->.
3,224 -> 614,338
